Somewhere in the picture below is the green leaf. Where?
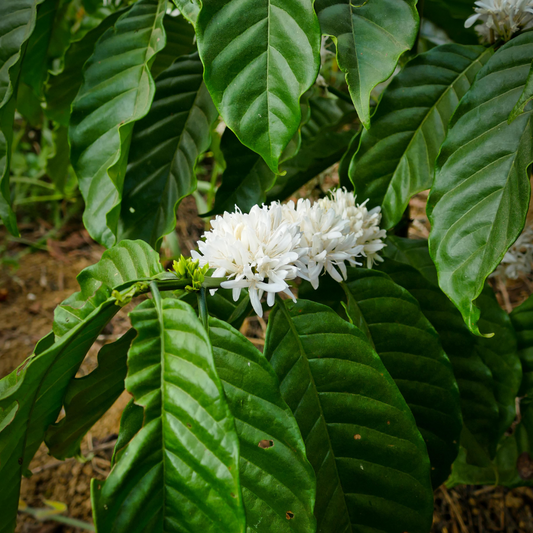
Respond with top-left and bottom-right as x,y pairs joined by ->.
45,330 -> 135,460
349,44 -> 492,229
112,398 -> 144,466
315,0 -> 419,128
339,268 -> 463,487
69,0 -> 167,248
149,14 -> 196,80
447,399 -> 533,488
380,236 -> 522,464
511,294 -> 533,397
0,294 -> 119,533
210,318 -> 316,533
44,8 -> 126,125
92,296 -> 246,533
423,0 -> 479,45
46,124 -> 70,193
427,32 -> 533,337
338,131 -> 360,190
509,59 -> 533,123
0,0 -> 45,236
267,97 -> 356,202
20,0 -> 58,98
196,0 -> 321,174
118,52 -> 217,248
207,129 -> 275,216
170,0 -> 200,26
54,240 -> 163,337
264,299 -> 434,533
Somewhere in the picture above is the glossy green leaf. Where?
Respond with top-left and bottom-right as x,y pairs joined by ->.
509,59 -> 533,123
349,44 -> 492,229
511,294 -> 533,397
207,129 -> 275,216
118,52 -> 217,248
267,97 -> 356,202
20,0 -> 58,98
339,268 -> 462,487
0,296 -> 119,533
45,330 -> 135,460
264,299 -> 433,533
338,131 -> 360,191
69,0 -> 167,248
315,0 -> 419,128
380,236 -> 522,465
196,0 -> 321,174
170,0 -> 200,26
427,32 -> 533,337
92,296 -> 245,533
45,8 -> 125,125
112,398 -> 144,466
0,0 -> 45,236
149,14 -> 196,79
54,240 -> 164,337
210,318 -> 316,533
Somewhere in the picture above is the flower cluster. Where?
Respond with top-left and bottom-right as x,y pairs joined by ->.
465,0 -> 533,43
191,189 -> 386,316
492,225 -> 533,283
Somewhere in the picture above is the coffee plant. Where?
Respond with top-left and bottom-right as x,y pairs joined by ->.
2,0 -> 533,531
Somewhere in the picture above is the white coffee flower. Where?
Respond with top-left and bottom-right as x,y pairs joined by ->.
281,199 -> 364,289
318,188 -> 387,268
191,204 -> 301,317
465,0 -> 533,43
492,225 -> 533,283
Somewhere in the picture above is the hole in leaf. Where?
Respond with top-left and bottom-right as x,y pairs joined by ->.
258,439 -> 274,449
286,511 -> 294,520
518,452 -> 533,479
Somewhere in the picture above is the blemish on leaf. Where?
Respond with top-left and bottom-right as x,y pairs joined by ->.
187,423 -> 192,428
230,492 -> 236,498
387,421 -> 390,425
286,511 -> 294,520
18,457 -> 22,465
258,439 -> 274,449
354,434 -> 361,440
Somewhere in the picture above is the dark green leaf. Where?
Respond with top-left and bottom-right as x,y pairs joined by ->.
210,318 -> 316,533
118,52 -> 217,248
69,0 -> 167,247
45,8 -> 125,125
45,330 -> 135,460
16,81 -> 43,126
264,299 -> 433,533
349,44 -> 492,229
0,0 -> 45,236
149,14 -> 196,79
339,268 -> 463,487
423,0 -> 478,45
54,240 -> 164,337
92,297 -> 245,533
0,295 -> 119,533
380,236 -> 522,465
427,32 -> 533,337
196,0 -> 321,173
509,59 -> 533,123
267,97 -> 356,202
338,131 -> 360,191
511,294 -> 533,397
315,0 -> 419,128
46,124 -> 70,193
207,129 -> 275,216
112,398 -> 144,466
20,0 -> 58,98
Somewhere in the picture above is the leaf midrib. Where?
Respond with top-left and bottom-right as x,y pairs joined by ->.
382,48 -> 492,217
276,300 -> 352,532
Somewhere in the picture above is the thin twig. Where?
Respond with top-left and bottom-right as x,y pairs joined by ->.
441,486 -> 469,533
